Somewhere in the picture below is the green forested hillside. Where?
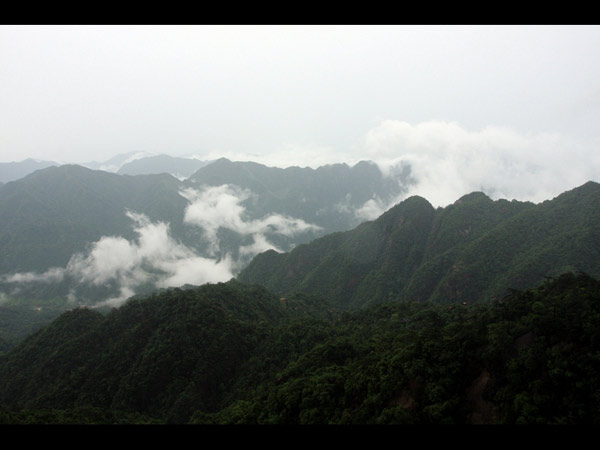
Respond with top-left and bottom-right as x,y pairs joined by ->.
1,273 -> 599,424
0,159 -> 416,355
1,174 -> 599,424
0,159 -> 412,351
238,181 -> 600,309
0,281 -> 338,423
0,296 -> 73,354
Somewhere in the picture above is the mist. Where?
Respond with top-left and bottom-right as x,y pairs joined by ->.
1,211 -> 235,307
362,120 -> 600,208
180,185 -> 322,257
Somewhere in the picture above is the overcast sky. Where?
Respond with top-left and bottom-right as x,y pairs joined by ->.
2,25 -> 600,204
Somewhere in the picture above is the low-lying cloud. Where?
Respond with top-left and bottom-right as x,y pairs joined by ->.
2,267 -> 66,284
180,185 -> 322,255
363,120 -> 600,207
1,211 -> 235,307
2,187 -> 323,308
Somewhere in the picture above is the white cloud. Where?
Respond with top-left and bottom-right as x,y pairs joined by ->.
2,211 -> 235,307
193,143 -> 362,169
180,185 -> 321,254
1,267 -> 66,284
155,254 -> 234,289
363,120 -> 600,206
180,185 -> 252,250
92,286 -> 137,309
238,234 -> 282,259
354,197 -> 392,222
1,191 -> 322,307
66,235 -> 141,286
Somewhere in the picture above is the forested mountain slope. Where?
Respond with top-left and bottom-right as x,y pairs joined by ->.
0,159 -> 411,351
1,273 -> 599,424
238,181 -> 600,309
0,281 -> 337,423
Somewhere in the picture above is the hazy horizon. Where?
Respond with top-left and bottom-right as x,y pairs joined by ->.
2,25 -> 600,206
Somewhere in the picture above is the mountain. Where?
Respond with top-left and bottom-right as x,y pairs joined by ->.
0,159 -> 411,284
0,280 -> 337,423
0,158 -> 59,183
1,272 -> 599,424
0,158 -> 413,348
0,164 -> 188,275
238,181 -> 600,309
185,157 -> 413,231
117,154 -> 212,178
81,151 -> 153,173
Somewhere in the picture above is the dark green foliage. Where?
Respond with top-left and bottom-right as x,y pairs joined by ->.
0,296 -> 72,354
0,280 -> 337,423
202,273 -> 600,425
239,182 -> 600,309
2,273 -> 600,424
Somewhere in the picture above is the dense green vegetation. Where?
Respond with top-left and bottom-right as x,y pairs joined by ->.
0,296 -> 72,355
1,273 -> 600,424
239,182 -> 600,309
1,174 -> 599,425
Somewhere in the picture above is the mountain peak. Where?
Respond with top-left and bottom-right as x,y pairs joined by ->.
454,191 -> 492,204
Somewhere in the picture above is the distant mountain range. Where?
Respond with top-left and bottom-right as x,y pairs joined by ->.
0,156 -> 599,424
80,151 -> 154,173
0,158 -> 412,309
1,153 -> 599,359
0,159 -> 59,183
0,153 -> 212,182
117,154 -> 212,178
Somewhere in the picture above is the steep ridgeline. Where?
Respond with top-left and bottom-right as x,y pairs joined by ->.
238,181 -> 600,309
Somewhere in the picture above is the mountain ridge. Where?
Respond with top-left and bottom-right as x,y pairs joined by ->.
238,181 -> 600,308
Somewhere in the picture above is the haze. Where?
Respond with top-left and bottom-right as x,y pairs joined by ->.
2,25 -> 600,206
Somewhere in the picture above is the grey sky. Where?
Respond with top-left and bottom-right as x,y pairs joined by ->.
2,25 -> 600,204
